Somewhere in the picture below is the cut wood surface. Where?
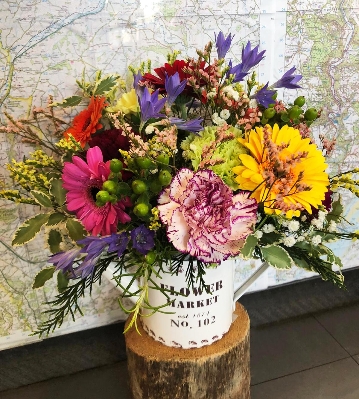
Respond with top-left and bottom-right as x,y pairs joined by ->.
125,302 -> 250,399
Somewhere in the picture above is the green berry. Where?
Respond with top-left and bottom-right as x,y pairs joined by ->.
110,159 -> 123,173
156,154 -> 170,165
102,180 -> 118,195
149,179 -> 163,194
288,106 -> 302,120
304,108 -> 318,121
294,96 -> 305,107
136,157 -> 155,170
145,251 -> 157,265
158,170 -> 172,186
96,190 -> 111,205
134,203 -> 149,217
263,108 -> 276,119
132,180 -> 147,194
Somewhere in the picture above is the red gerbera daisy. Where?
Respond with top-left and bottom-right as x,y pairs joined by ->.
64,96 -> 107,147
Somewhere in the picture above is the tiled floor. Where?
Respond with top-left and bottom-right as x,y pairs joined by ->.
1,302 -> 359,399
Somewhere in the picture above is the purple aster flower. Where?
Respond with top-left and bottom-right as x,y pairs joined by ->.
251,83 -> 276,107
215,31 -> 233,59
169,117 -> 203,133
139,87 -> 167,125
228,41 -> 266,83
165,72 -> 187,105
271,66 -> 302,89
131,225 -> 155,255
104,232 -> 130,257
48,248 -> 81,277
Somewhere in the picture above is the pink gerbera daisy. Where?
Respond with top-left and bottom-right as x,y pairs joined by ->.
62,146 -> 131,236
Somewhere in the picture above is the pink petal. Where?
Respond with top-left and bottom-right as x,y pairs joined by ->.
167,208 -> 190,252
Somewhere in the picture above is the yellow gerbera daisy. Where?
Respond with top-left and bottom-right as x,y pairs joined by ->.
232,124 -> 329,218
106,88 -> 139,114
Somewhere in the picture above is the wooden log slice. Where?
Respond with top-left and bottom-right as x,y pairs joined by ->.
125,302 -> 250,399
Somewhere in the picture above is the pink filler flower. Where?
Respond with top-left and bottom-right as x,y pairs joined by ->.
158,169 -> 257,263
62,146 -> 131,236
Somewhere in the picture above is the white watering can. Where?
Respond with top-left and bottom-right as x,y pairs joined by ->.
103,260 -> 270,349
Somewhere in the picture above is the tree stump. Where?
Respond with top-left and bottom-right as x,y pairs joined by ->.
125,302 -> 250,399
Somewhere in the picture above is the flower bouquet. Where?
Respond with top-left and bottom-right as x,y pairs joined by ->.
1,31 -> 358,341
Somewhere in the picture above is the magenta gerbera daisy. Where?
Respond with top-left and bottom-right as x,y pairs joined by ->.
62,146 -> 131,236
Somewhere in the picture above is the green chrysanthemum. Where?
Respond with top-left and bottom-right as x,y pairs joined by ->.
181,125 -> 247,190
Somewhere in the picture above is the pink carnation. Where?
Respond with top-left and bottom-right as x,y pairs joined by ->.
62,146 -> 131,236
157,169 -> 257,263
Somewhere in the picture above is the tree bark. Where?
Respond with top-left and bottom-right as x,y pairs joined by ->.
125,302 -> 250,399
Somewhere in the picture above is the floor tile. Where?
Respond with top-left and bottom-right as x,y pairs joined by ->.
0,362 -> 131,399
314,303 -> 359,355
250,316 -> 348,384
251,358 -> 359,399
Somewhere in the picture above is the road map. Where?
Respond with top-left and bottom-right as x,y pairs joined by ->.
0,0 -> 358,349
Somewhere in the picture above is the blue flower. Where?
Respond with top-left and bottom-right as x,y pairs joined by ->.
131,225 -> 155,255
104,233 -> 130,257
215,31 -> 233,59
165,72 -> 187,105
133,70 -> 144,98
251,83 -> 276,107
271,67 -> 302,89
228,41 -> 266,83
169,117 -> 203,133
48,248 -> 81,277
139,87 -> 167,124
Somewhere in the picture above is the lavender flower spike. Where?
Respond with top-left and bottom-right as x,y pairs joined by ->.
251,83 -> 276,108
228,41 -> 266,83
165,72 -> 187,105
139,87 -> 167,125
169,117 -> 203,133
133,70 -> 144,98
271,66 -> 302,89
215,31 -> 233,59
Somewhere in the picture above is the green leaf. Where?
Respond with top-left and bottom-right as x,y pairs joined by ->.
50,179 -> 66,206
12,213 -> 50,246
31,190 -> 53,207
260,232 -> 282,245
47,212 -> 66,226
94,74 -> 119,95
241,234 -> 258,258
326,198 -> 343,222
66,218 -> 86,242
49,95 -> 83,108
292,257 -> 312,271
261,245 -> 292,269
48,229 -> 62,253
57,271 -> 69,293
33,267 -> 55,289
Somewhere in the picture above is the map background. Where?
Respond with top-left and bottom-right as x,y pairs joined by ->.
0,0 -> 358,350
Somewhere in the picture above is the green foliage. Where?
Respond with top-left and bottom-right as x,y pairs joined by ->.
49,95 -> 83,108
241,234 -> 258,258
66,218 -> 86,242
47,212 -> 66,226
12,214 -> 50,246
31,190 -> 53,207
50,179 -> 67,206
33,267 -> 55,289
326,198 -> 343,222
48,229 -> 62,254
94,74 -> 120,96
260,245 -> 292,269
57,271 -> 69,293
